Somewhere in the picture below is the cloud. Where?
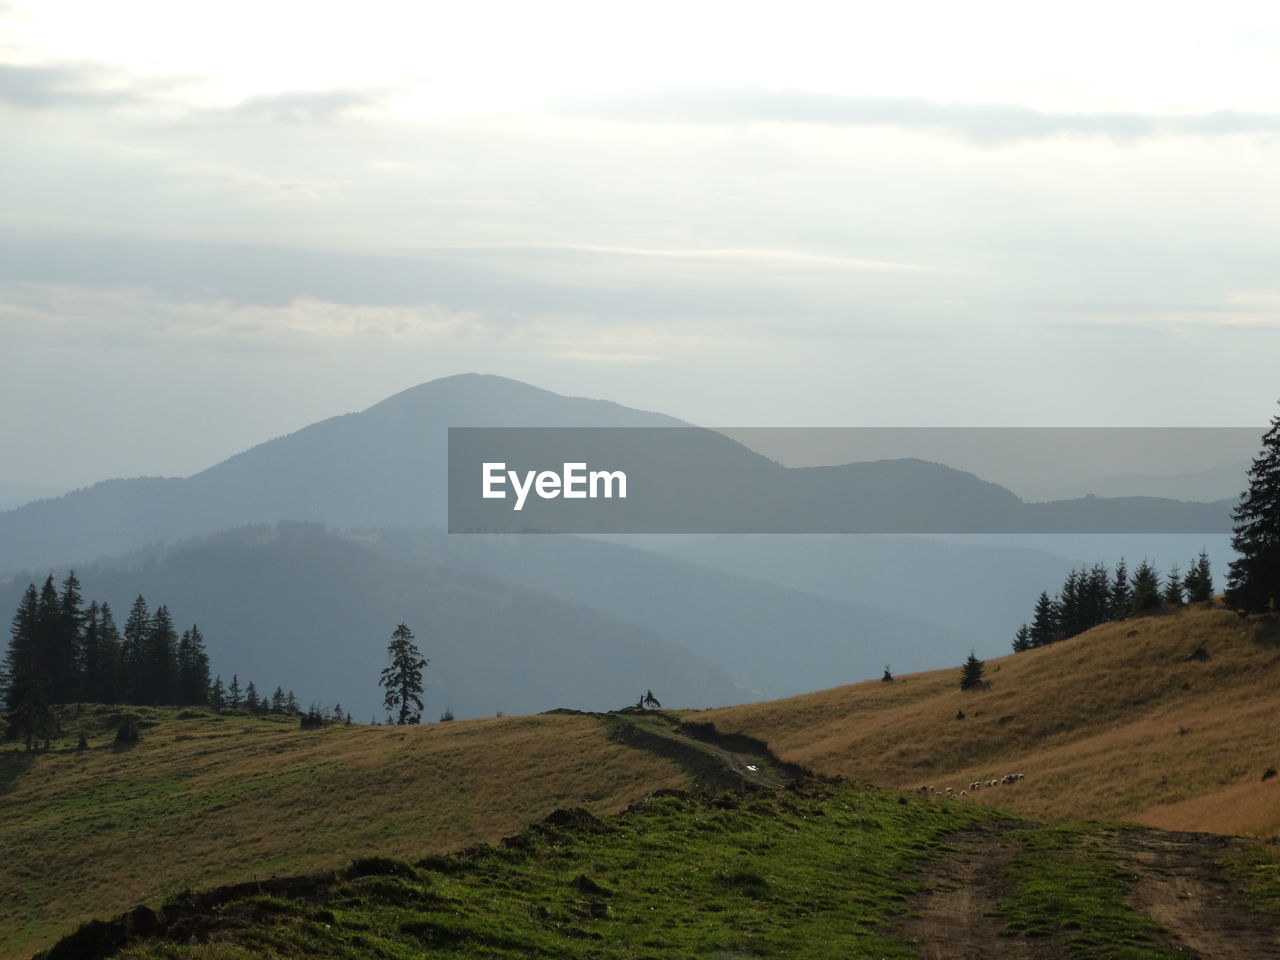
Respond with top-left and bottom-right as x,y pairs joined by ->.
229,88 -> 392,124
0,62 -> 143,109
552,87 -> 1280,144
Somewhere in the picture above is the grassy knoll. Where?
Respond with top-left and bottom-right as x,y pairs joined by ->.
0,706 -> 684,960
43,780 -> 991,959
687,606 -> 1280,835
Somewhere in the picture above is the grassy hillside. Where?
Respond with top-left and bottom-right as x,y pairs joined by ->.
688,604 -> 1280,837
0,707 -> 684,960
35,779 -> 1280,960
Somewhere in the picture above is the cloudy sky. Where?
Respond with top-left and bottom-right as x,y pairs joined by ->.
3,1 -> 1279,489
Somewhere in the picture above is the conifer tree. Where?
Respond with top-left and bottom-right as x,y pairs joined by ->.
96,603 -> 122,703
1012,623 -> 1031,652
271,686 -> 287,713
1130,560 -> 1163,614
244,680 -> 260,713
176,624 -> 211,706
380,623 -> 428,725
54,571 -> 85,702
1029,591 -> 1059,647
1110,559 -> 1131,617
1226,406 -> 1280,614
959,649 -> 985,690
210,675 -> 226,711
120,595 -> 150,703
1163,564 -> 1184,606
3,583 -> 55,750
1184,551 -> 1214,604
285,690 -> 299,715
228,674 -> 242,709
144,605 -> 180,704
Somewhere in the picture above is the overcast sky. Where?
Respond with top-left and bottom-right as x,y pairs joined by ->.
3,1 -> 1279,489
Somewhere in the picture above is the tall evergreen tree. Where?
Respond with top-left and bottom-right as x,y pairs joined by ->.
380,623 -> 428,725
1226,406 -> 1280,614
1162,564 -> 1184,606
4,583 -> 55,750
120,595 -> 150,703
1029,591 -> 1059,647
228,674 -> 242,709
143,605 -> 179,704
210,675 -> 226,711
270,686 -> 287,713
53,571 -> 85,702
244,680 -> 260,713
1110,559 -> 1131,618
1011,623 -> 1031,653
1130,560 -> 1163,614
1184,551 -> 1214,604
176,625 -> 211,706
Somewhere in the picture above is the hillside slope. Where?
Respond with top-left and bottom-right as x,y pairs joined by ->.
0,707 -> 685,960
688,604 -> 1280,837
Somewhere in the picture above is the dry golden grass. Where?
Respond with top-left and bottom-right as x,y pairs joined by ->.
687,606 -> 1280,837
0,711 -> 683,960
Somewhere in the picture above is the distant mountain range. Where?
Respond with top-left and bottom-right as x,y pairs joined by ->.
0,374 -> 1233,573
0,373 -> 1241,718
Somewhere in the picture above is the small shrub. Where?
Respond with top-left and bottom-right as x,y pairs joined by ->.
114,716 -> 141,745
300,707 -> 326,730
439,708 -> 455,722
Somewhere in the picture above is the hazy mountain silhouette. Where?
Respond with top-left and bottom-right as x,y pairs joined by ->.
0,523 -> 746,721
0,373 -> 1230,573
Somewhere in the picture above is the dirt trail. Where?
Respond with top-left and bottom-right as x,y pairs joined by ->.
896,819 -> 1063,960
1116,830 -> 1280,959
900,821 -> 1280,960
593,710 -> 809,792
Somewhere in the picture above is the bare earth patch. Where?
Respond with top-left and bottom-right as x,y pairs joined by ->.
896,818 -> 1063,960
1116,829 -> 1280,959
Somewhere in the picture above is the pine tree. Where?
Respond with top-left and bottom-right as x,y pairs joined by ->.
4,583 -> 55,750
96,603 -> 122,703
1012,623 -> 1031,653
1029,592 -> 1059,647
228,674 -> 242,709
120,595 -> 150,703
210,675 -> 226,711
244,680 -> 260,713
176,625 -> 211,706
270,686 -> 287,713
959,649 -> 985,690
285,690 -> 299,715
1163,564 -> 1184,606
1226,407 -> 1280,614
143,605 -> 179,704
1110,559 -> 1131,618
1184,551 -> 1214,604
380,623 -> 428,725
54,571 -> 85,702
1130,560 -> 1163,614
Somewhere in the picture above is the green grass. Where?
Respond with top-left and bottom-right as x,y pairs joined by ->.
53,780 -> 991,960
1220,840 -> 1280,916
997,824 -> 1186,959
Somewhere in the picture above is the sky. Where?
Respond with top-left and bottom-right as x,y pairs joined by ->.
3,1 -> 1280,489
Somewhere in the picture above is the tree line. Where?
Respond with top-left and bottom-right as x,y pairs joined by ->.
1011,553 -> 1214,652
2,571 -> 319,750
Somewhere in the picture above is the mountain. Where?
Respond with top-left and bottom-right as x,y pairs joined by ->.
380,529 -> 962,696
0,374 -> 683,574
0,481 -> 64,512
0,374 -> 1232,575
0,523 -> 745,722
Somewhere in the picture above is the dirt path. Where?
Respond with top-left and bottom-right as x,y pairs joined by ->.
1116,829 -> 1280,959
899,820 -> 1280,960
896,819 -> 1064,960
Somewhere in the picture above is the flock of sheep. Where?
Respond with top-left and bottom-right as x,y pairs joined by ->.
915,772 -> 1025,798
